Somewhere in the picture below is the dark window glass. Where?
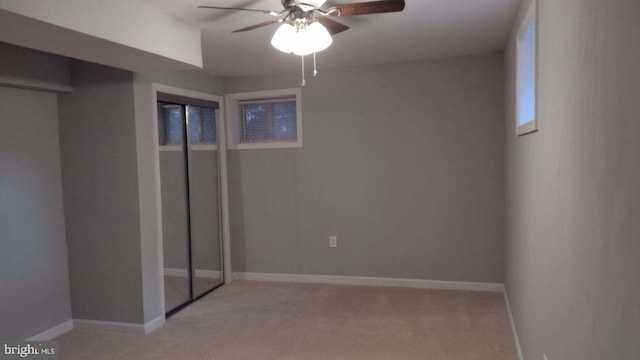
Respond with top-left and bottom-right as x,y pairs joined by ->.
239,99 -> 296,143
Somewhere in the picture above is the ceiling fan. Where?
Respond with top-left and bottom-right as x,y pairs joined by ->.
199,0 -> 406,85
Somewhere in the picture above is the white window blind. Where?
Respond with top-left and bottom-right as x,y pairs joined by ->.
188,106 -> 217,145
158,103 -> 183,146
238,97 -> 297,143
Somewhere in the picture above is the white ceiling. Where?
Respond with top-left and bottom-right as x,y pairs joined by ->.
143,0 -> 522,77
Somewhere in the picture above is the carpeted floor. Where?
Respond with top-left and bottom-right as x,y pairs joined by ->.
56,281 -> 518,360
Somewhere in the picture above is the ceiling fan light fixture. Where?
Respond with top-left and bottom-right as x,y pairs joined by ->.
271,23 -> 296,53
306,21 -> 332,53
272,20 -> 333,56
200,0 -> 406,86
292,29 -> 315,56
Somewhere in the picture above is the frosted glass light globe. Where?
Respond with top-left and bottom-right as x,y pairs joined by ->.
292,28 -> 315,56
306,22 -> 333,53
271,23 -> 296,53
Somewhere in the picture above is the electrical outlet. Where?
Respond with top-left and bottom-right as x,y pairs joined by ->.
329,236 -> 337,248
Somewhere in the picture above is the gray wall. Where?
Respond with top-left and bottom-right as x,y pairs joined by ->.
0,41 -> 227,329
504,0 -> 640,359
58,61 -> 144,323
0,42 -> 71,92
133,70 -> 224,322
225,52 -> 505,282
135,70 -> 224,96
0,86 -> 72,340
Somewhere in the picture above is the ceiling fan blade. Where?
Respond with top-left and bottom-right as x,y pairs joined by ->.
326,0 -> 405,17
232,19 -> 282,33
316,16 -> 350,35
198,6 -> 279,16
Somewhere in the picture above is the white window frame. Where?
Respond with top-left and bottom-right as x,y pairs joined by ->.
516,0 -> 538,136
225,88 -> 303,150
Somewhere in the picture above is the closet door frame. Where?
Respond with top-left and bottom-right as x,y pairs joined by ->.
151,84 -> 232,317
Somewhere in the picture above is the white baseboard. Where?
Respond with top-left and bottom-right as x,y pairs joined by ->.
73,319 -> 145,334
164,268 -> 222,279
232,272 -> 504,292
73,315 -> 165,335
163,268 -> 187,278
143,315 -> 165,334
25,320 -> 74,341
503,289 -> 524,360
24,316 -> 165,339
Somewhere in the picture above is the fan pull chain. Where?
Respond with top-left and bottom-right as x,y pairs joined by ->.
313,52 -> 318,77
301,55 -> 306,86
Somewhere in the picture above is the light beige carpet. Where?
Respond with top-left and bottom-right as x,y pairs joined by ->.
57,281 -> 518,360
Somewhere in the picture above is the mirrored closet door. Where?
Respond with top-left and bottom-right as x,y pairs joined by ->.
157,93 -> 224,316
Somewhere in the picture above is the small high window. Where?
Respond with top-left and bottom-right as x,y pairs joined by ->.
225,88 -> 302,150
516,0 -> 538,135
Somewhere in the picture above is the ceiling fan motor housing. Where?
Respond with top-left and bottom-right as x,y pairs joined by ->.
282,0 -> 321,12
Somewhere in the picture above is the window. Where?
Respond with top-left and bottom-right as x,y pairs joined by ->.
158,103 -> 184,146
188,106 -> 217,146
157,92 -> 219,151
516,0 -> 538,136
225,88 -> 302,150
